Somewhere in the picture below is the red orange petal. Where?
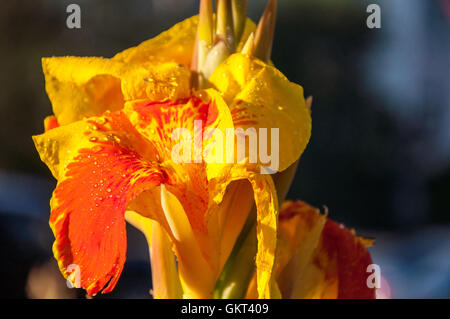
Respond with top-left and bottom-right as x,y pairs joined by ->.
48,115 -> 168,296
321,219 -> 376,299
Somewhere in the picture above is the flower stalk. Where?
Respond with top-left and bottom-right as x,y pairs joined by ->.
214,207 -> 257,299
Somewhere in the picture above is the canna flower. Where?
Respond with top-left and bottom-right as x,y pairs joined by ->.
33,0 -> 375,299
243,201 -> 376,299
33,0 -> 310,299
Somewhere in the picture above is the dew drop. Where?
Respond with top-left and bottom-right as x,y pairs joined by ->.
95,117 -> 107,125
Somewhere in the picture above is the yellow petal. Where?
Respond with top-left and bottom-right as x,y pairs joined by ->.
211,169 -> 281,299
125,211 -> 182,299
127,188 -> 173,239
160,184 -> 215,298
113,15 -> 255,67
249,174 -> 280,298
209,53 -> 311,173
113,16 -> 199,67
125,211 -> 183,299
42,57 -> 122,126
32,111 -> 156,180
42,57 -> 190,126
125,210 -> 153,239
276,201 -> 328,298
150,220 -> 183,299
215,180 -> 254,270
33,119 -> 92,179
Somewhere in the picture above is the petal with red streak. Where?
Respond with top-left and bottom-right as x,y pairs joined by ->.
124,91 -> 234,236
209,53 -> 311,173
34,112 -> 168,295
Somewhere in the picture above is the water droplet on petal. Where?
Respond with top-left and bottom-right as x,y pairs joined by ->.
95,117 -> 107,125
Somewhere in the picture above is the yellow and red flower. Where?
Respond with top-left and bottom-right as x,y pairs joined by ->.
33,0 -> 375,299
275,201 -> 375,299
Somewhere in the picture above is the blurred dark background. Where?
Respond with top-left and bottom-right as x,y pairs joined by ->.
0,0 -> 449,298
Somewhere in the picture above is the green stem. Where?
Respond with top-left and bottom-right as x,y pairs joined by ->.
214,207 -> 257,299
